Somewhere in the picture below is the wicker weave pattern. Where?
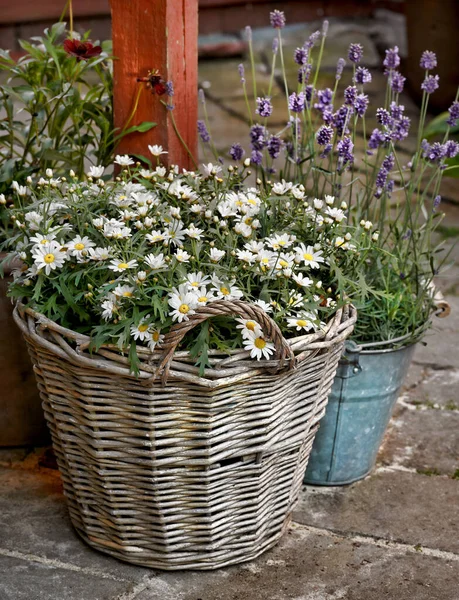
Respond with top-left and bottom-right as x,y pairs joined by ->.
15,302 -> 356,570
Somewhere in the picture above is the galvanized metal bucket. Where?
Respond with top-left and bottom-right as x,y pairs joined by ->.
304,340 -> 416,485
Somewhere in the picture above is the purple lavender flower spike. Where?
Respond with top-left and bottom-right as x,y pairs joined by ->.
348,43 -> 363,64
270,10 -> 286,29
383,46 -> 400,70
238,64 -> 245,84
251,150 -> 263,165
368,128 -> 385,151
424,141 -> 445,162
250,124 -> 268,150
289,92 -> 306,113
390,71 -> 406,94
344,86 -> 358,106
256,97 -> 273,118
393,116 -> 411,141
304,84 -> 314,103
354,66 -> 372,85
401,229 -> 412,241
298,66 -> 312,84
375,154 -> 395,198
289,116 -> 301,137
390,102 -> 404,120
332,105 -> 352,137
305,30 -> 321,49
337,136 -> 354,171
267,135 -> 283,159
272,38 -> 279,54
421,74 -> 440,94
354,94 -> 369,117
320,143 -> 332,159
444,140 -> 459,159
197,120 -> 210,143
165,81 -> 174,96
376,108 -> 392,127
294,47 -> 309,66
316,125 -> 334,146
433,195 -> 442,212
335,58 -> 346,81
314,88 -> 333,113
229,143 -> 245,161
420,50 -> 437,71
447,101 -> 459,127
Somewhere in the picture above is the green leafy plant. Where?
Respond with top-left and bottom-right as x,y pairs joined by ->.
0,21 -> 156,233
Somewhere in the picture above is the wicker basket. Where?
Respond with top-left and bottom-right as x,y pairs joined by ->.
14,300 -> 356,570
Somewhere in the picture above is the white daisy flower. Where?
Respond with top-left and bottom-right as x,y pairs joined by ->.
32,241 -> 67,275
254,299 -> 273,313
244,240 -> 264,254
209,248 -> 225,263
113,285 -> 135,298
12,181 -> 28,196
313,198 -> 324,210
184,224 -> 204,240
109,259 -> 138,272
168,287 -> 197,322
148,144 -> 168,157
287,313 -> 318,332
202,163 -> 222,177
292,273 -> 314,287
155,166 -> 167,177
193,286 -> 216,306
145,253 -> 167,270
30,233 -> 56,247
236,249 -> 256,264
136,271 -> 147,282
325,207 -> 346,223
274,253 -> 295,271
146,230 -> 166,244
25,211 -> 44,231
139,169 -> 154,179
243,333 -> 275,360
114,155 -> 135,166
131,317 -> 152,341
174,249 -> 191,263
88,247 -> 111,261
211,278 -> 244,300
272,180 -> 293,195
266,233 -> 296,250
165,221 -> 185,246
294,244 -> 325,269
101,299 -> 116,321
325,194 -> 335,205
257,250 -> 276,270
87,165 -> 104,178
185,272 -> 210,289
67,235 -> 95,258
148,329 -> 164,351
235,318 -> 263,340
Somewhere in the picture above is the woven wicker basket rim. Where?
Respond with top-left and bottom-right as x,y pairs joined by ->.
14,301 -> 357,387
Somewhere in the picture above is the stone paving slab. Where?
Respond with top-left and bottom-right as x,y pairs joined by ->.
132,525 -> 459,600
402,367 -> 459,410
0,468 -> 152,584
294,470 -> 459,554
0,555 -> 131,600
379,404 -> 459,476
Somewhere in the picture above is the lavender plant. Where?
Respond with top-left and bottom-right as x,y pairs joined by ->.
199,13 -> 458,347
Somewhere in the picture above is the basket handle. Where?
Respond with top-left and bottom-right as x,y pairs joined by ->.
154,299 -> 295,384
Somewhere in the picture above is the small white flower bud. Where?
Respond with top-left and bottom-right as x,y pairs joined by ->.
45,168 -> 53,178
243,158 -> 251,167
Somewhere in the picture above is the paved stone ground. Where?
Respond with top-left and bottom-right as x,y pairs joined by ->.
1,13 -> 459,600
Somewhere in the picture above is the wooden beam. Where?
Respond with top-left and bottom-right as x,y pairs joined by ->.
110,0 -> 198,170
0,0 -> 109,25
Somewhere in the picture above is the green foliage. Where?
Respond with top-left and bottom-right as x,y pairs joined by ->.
0,22 -> 155,234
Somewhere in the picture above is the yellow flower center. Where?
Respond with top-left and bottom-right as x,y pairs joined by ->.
138,324 -> 149,332
303,253 -> 313,261
40,239 -> 49,245
246,321 -> 257,331
279,260 -> 288,268
122,291 -> 133,297
152,331 -> 160,342
244,217 -> 253,225
220,287 -> 230,296
278,240 -> 286,246
248,199 -> 257,205
74,243 -> 85,251
119,195 -> 127,201
118,262 -> 129,269
44,253 -> 55,264
297,320 -> 308,327
198,296 -> 208,303
191,282 -> 199,287
179,304 -> 190,314
254,337 -> 266,349
261,258 -> 270,265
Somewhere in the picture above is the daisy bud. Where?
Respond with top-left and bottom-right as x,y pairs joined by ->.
345,232 -> 352,241
360,219 -> 366,227
244,158 -> 251,167
205,210 -> 212,219
70,170 -> 76,178
340,201 -> 347,209
372,232 -> 379,241
316,281 -> 322,289
0,195 -> 6,205
61,177 -> 67,182
257,178 -> 262,185
46,168 -> 53,178
20,252 -> 27,260
228,165 -> 234,172
213,216 -> 219,223
26,176 -> 33,184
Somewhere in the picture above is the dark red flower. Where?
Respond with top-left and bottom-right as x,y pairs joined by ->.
137,70 -> 167,95
63,39 -> 102,61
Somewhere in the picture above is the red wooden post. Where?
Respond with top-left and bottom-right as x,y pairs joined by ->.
110,0 -> 198,169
